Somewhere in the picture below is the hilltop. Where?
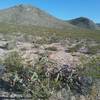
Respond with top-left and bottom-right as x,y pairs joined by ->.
0,4 -> 76,29
0,4 -> 100,30
68,17 -> 99,30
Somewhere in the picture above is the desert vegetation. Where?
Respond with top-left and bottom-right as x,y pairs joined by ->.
0,4 -> 100,100
0,49 -> 99,100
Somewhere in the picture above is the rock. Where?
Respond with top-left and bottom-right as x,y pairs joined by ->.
71,96 -> 76,100
49,88 -> 72,100
61,88 -> 72,100
0,65 -> 6,77
65,49 -> 72,53
48,51 -> 80,67
78,77 -> 93,95
0,49 -> 7,59
78,46 -> 89,54
7,41 -> 16,50
80,95 -> 86,100
0,41 -> 8,49
21,50 -> 39,66
0,79 -> 11,91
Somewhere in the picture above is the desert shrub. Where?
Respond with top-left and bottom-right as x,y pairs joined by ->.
81,56 -> 100,78
68,43 -> 100,54
3,52 -> 52,99
4,51 -> 23,72
78,56 -> 100,96
34,37 -> 46,44
87,45 -> 100,54
47,33 -> 59,43
0,58 -> 3,64
68,43 -> 82,52
45,46 -> 57,51
2,51 -> 94,99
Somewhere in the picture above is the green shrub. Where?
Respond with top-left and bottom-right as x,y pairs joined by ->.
4,51 -> 23,72
81,56 -> 100,78
87,45 -> 100,54
68,43 -> 82,52
45,46 -> 57,51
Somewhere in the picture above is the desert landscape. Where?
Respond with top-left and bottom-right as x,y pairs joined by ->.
0,4 -> 100,100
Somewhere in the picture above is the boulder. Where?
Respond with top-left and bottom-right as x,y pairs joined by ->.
0,41 -> 8,49
78,77 -> 93,95
78,46 -> 89,54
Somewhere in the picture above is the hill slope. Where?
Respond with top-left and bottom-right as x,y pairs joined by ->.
0,4 -> 76,29
96,23 -> 100,27
68,17 -> 98,30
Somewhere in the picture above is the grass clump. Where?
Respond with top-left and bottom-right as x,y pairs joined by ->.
68,43 -> 82,52
45,46 -> 57,51
87,45 -> 100,54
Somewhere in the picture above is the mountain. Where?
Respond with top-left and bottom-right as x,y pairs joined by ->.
96,23 -> 100,27
68,17 -> 98,30
0,4 -> 76,29
0,4 -> 99,30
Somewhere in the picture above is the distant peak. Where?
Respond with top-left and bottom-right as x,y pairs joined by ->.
15,4 -> 33,8
12,4 -> 41,12
72,17 -> 92,21
78,17 -> 89,19
12,4 -> 43,12
68,17 -> 97,29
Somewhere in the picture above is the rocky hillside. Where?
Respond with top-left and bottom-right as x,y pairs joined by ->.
0,4 -> 76,29
97,23 -> 100,27
68,17 -> 98,30
0,4 -> 99,30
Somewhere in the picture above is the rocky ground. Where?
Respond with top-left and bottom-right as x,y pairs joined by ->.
0,33 -> 100,100
0,33 -> 90,67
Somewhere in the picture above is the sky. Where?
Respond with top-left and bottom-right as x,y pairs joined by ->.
0,0 -> 100,23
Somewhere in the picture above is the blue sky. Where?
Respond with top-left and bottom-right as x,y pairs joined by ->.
0,0 -> 100,23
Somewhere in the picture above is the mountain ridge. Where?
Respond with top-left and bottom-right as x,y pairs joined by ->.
68,17 -> 99,30
0,4 -> 99,30
0,4 -> 76,29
